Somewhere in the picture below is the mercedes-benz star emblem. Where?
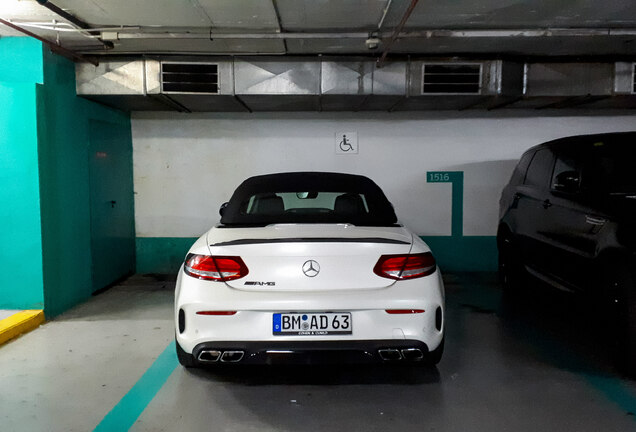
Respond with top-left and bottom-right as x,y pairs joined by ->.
302,260 -> 320,277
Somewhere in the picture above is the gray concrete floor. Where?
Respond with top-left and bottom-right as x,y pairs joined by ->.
0,310 -> 19,320
1,274 -> 635,432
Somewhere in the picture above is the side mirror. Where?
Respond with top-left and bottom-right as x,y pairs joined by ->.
553,171 -> 580,193
219,202 -> 229,217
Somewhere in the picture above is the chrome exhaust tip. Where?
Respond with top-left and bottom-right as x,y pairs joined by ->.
197,349 -> 221,363
401,348 -> 424,361
220,350 -> 244,363
378,348 -> 402,361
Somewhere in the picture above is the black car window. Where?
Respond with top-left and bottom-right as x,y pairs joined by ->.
243,192 -> 369,215
221,172 -> 398,227
551,155 -> 582,193
524,148 -> 554,189
509,151 -> 533,185
583,142 -> 636,194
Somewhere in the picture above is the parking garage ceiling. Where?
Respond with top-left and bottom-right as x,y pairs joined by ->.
1,1 -> 635,112
0,0 -> 635,58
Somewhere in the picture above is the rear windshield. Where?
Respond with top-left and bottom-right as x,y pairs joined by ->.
584,142 -> 636,193
220,172 -> 398,227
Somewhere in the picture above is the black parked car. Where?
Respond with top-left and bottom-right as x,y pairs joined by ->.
498,131 -> 636,371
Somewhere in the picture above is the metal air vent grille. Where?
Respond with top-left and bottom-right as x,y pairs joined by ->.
161,62 -> 219,94
422,64 -> 482,94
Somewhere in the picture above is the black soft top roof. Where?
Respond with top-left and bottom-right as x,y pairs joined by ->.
220,172 -> 398,226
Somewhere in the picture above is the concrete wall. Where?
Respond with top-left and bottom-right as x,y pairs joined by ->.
132,111 -> 636,273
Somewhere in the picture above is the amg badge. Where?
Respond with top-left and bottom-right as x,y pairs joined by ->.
244,281 -> 276,286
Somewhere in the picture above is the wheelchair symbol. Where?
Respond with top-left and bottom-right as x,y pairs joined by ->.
339,134 -> 354,152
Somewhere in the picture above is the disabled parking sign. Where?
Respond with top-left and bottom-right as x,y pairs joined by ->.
335,131 -> 358,154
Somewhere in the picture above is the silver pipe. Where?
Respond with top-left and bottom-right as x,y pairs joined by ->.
378,349 -> 402,360
378,0 -> 420,68
220,351 -> 244,362
6,21 -> 140,33
271,0 -> 283,33
35,0 -> 114,49
76,49 -> 288,56
401,348 -> 424,360
425,29 -> 611,37
406,28 -> 635,37
0,17 -> 99,66
103,27 -> 636,41
271,0 -> 288,53
197,350 -> 221,362
377,0 -> 394,31
110,32 -> 369,40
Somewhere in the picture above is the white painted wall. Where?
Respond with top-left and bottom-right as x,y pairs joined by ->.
131,111 -> 636,238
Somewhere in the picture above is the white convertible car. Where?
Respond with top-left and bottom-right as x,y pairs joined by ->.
175,172 -> 445,366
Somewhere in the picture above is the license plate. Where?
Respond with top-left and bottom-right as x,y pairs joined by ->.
273,313 -> 352,336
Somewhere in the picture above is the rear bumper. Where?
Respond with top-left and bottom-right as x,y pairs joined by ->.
191,339 -> 431,365
175,265 -> 445,355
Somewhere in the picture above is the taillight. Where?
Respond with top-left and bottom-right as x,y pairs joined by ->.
373,252 -> 436,280
385,309 -> 425,314
196,311 -> 237,315
184,254 -> 248,281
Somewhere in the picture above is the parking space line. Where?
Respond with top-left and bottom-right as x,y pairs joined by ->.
584,373 -> 636,418
93,341 -> 178,432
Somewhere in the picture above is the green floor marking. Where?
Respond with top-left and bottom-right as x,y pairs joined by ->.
93,341 -> 178,432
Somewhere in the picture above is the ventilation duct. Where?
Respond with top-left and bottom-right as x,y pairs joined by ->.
76,57 -> 635,112
319,60 -> 406,111
234,59 -> 321,111
399,60 -> 520,110
524,63 -> 614,97
585,62 -> 636,109
161,62 -> 219,94
421,64 -> 482,95
614,62 -> 636,95
319,61 -> 374,111
516,62 -> 636,109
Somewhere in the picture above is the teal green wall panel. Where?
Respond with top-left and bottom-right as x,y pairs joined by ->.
88,120 -> 136,292
421,236 -> 498,272
423,171 -> 498,271
0,38 -> 133,316
0,38 -> 43,84
136,238 -> 197,274
37,48 -> 134,317
426,171 -> 464,237
0,83 -> 44,309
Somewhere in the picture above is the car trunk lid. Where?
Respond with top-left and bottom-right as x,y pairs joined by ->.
206,224 -> 414,291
